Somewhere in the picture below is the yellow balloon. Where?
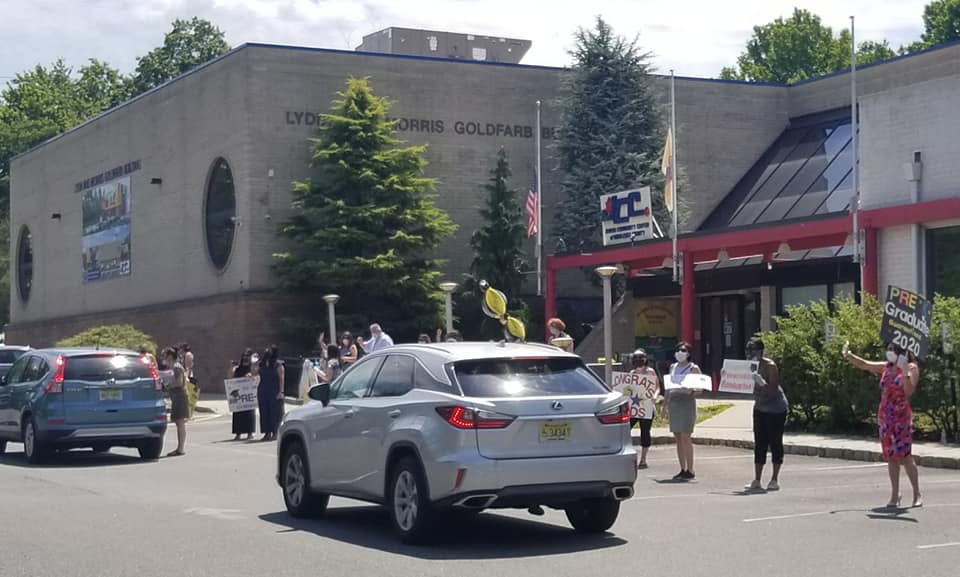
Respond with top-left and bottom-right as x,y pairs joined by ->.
505,316 -> 526,341
484,287 -> 508,318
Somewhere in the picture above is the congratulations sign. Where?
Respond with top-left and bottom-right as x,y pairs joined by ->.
224,377 -> 259,413
880,286 -> 932,359
612,371 -> 658,418
718,360 -> 757,394
600,188 -> 653,246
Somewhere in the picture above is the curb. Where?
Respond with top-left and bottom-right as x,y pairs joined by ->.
634,435 -> 960,470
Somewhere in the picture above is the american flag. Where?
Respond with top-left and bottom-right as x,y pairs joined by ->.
525,175 -> 538,238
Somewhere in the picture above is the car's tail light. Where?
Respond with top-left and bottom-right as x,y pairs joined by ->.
47,355 -> 65,394
436,406 -> 515,429
596,402 -> 630,425
142,355 -> 162,390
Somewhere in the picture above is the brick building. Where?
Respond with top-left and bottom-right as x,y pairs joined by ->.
8,30 -> 960,388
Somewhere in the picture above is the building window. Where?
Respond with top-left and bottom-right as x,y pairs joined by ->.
929,226 -> 960,298
427,36 -> 438,51
781,285 -> 828,310
17,226 -> 33,302
204,158 -> 237,270
472,47 -> 487,60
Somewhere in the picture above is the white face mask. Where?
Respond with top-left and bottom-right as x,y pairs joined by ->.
675,351 -> 689,363
886,351 -> 899,364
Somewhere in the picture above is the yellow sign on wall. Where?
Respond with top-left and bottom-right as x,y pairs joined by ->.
634,298 -> 680,338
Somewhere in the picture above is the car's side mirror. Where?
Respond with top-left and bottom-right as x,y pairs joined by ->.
308,383 -> 330,406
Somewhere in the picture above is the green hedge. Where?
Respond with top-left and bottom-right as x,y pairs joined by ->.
57,324 -> 157,354
761,294 -> 960,441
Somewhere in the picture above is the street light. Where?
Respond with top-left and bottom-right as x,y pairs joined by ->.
595,265 -> 619,386
322,294 -> 340,342
439,282 -> 458,334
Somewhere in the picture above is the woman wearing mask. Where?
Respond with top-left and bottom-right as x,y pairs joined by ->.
547,318 -> 574,353
229,349 -> 257,441
844,341 -> 922,508
340,332 -> 360,366
257,346 -> 285,441
162,347 -> 188,457
667,341 -> 701,480
629,349 -> 660,469
745,338 -> 788,491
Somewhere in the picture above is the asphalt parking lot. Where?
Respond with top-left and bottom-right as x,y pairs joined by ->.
0,414 -> 958,577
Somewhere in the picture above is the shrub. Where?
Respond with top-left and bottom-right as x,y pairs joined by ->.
913,294 -> 960,442
57,324 -> 157,354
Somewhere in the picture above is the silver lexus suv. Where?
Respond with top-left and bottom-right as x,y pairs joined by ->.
276,342 -> 637,543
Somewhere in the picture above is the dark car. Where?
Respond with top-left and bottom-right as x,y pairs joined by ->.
0,348 -> 167,463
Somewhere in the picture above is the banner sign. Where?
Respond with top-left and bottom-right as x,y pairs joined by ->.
611,371 -> 658,418
224,377 -> 258,413
600,187 -> 653,246
718,359 -> 757,394
634,298 -> 679,338
81,176 -> 132,282
664,373 -> 713,391
880,285 -> 932,359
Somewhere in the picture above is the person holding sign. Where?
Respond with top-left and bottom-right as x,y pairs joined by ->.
229,348 -> 257,441
744,338 -> 788,492
667,341 -> 701,480
629,349 -> 661,469
843,341 -> 922,508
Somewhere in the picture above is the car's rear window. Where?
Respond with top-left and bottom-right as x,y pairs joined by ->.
452,357 -> 609,397
0,350 -> 26,364
64,355 -> 152,381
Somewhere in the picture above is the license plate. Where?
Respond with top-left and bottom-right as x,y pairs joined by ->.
539,422 -> 571,442
99,389 -> 122,401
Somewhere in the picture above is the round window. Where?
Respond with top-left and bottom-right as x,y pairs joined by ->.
17,226 -> 33,302
204,158 -> 237,270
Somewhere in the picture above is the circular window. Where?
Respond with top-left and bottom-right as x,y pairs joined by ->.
204,158 -> 237,270
17,226 -> 33,302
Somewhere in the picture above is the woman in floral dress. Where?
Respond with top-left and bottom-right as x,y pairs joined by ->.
844,342 -> 922,508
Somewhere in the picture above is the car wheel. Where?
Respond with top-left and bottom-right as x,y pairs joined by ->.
23,419 -> 50,465
138,438 -> 163,460
565,498 -> 621,533
388,456 -> 435,544
281,441 -> 329,518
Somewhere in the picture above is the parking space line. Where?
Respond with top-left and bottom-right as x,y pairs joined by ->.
743,511 -> 831,523
645,455 -> 754,463
917,542 -> 960,550
798,463 -> 888,472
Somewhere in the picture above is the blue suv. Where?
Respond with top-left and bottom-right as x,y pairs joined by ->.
0,348 -> 167,464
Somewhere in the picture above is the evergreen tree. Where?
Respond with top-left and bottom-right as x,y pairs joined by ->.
274,78 -> 457,342
458,148 -> 527,340
555,17 -> 666,253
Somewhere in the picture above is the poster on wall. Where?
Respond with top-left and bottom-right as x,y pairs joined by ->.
81,177 -> 132,282
880,285 -> 932,359
634,298 -> 679,338
600,187 -> 653,246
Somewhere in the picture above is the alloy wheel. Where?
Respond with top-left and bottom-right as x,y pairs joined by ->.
24,422 -> 35,458
393,470 -> 419,532
284,453 -> 305,508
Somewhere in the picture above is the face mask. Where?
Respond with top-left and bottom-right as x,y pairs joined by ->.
886,351 -> 898,364
342,339 -> 349,346
634,358 -> 647,368
675,351 -> 689,362
549,327 -> 559,336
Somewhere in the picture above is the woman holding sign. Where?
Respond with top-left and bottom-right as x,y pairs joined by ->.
843,341 -> 922,508
745,338 -> 788,492
229,348 -> 256,441
630,349 -> 661,469
667,341 -> 701,480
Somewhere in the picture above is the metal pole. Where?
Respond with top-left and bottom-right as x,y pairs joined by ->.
670,70 -> 679,283
445,292 -> 454,333
603,274 -> 613,385
327,302 -> 336,342
850,16 -> 861,272
536,100 -> 543,296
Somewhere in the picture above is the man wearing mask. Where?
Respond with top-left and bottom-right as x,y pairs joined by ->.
362,323 -> 394,353
547,318 -> 574,353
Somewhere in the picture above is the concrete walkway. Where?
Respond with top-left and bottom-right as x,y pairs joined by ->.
635,398 -> 960,470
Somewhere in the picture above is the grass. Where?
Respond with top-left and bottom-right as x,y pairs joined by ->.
648,403 -> 734,428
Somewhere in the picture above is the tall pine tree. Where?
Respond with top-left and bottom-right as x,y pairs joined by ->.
274,78 -> 457,341
554,18 -> 665,253
458,148 -> 527,339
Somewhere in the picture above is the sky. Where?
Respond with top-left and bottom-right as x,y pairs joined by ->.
0,0 -> 930,82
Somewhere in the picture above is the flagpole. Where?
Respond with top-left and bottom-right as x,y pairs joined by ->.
536,100 -> 543,296
850,16 -> 861,275
670,70 -> 679,284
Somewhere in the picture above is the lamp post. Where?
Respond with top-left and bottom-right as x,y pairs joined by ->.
595,266 -> 619,386
322,294 -> 340,342
439,282 -> 458,334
